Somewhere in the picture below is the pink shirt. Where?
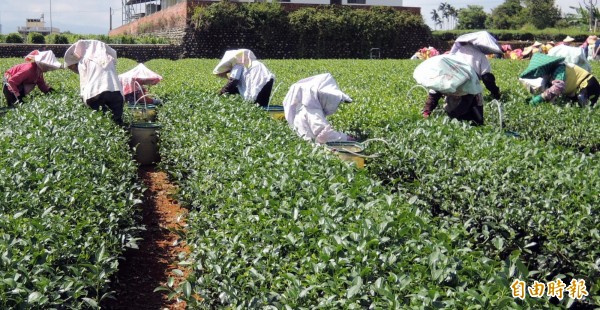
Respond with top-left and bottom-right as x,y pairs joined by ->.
4,62 -> 50,97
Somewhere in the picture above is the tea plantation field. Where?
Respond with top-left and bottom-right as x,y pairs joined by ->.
1,57 -> 599,309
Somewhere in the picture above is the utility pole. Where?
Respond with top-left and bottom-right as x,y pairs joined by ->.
50,0 -> 53,34
584,0 -> 598,32
110,7 -> 113,31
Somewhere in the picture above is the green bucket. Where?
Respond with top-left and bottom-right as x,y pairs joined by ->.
127,104 -> 157,123
129,122 -> 161,165
325,141 -> 366,168
262,105 -> 285,120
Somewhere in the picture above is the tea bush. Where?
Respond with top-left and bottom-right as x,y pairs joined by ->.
0,59 -> 141,308
152,58 -> 599,308
1,55 -> 598,308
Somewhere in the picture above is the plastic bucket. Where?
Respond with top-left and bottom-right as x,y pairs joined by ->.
325,141 -> 366,169
129,122 -> 161,165
127,104 -> 157,123
262,105 -> 285,120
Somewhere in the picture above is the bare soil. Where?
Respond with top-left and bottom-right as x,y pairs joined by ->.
102,165 -> 190,310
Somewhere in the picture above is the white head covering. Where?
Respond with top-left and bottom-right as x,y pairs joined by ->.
282,73 -> 353,144
119,63 -> 163,96
24,50 -> 62,71
64,40 -> 117,69
283,73 -> 352,125
64,40 -> 121,101
451,31 -> 502,55
213,49 -> 257,74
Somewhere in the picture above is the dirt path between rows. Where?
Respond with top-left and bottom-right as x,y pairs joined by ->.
102,165 -> 190,309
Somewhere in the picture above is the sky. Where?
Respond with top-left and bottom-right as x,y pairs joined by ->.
0,0 -> 581,35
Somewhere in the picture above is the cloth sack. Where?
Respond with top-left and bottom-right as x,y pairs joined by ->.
413,55 -> 482,96
547,45 -> 592,73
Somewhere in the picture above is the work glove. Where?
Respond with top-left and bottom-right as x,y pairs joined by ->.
422,110 -> 431,118
529,95 -> 544,106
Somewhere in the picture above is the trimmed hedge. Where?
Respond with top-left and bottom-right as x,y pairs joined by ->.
192,2 -> 432,59
433,29 -> 592,42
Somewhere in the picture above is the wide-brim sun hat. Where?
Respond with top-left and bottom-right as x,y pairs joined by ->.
563,36 -> 575,43
522,46 -> 534,56
519,53 -> 565,79
532,41 -> 542,47
24,50 -> 62,71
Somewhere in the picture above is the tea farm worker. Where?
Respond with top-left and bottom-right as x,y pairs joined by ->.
414,54 -> 485,125
522,41 -> 543,59
543,41 -> 556,54
282,73 -> 355,144
119,63 -> 163,105
449,31 -> 501,100
3,50 -> 61,107
581,35 -> 597,60
559,36 -> 576,47
64,40 -> 124,125
213,49 -> 275,107
519,53 -> 600,107
547,44 -> 592,73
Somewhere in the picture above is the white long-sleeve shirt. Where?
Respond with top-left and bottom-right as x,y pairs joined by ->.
451,44 -> 492,77
64,40 -> 122,101
283,73 -> 352,144
230,61 -> 274,102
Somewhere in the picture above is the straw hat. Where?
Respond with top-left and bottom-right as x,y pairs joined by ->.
546,41 -> 555,46
532,41 -> 542,47
563,36 -> 575,43
522,46 -> 534,56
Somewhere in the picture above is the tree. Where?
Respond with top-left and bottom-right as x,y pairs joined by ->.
457,5 -> 488,30
28,32 -> 45,44
437,2 -> 457,29
447,5 -> 458,29
438,3 -> 449,29
522,0 -> 562,29
6,33 -> 24,44
430,9 -> 442,30
565,4 -> 600,27
486,0 -> 526,29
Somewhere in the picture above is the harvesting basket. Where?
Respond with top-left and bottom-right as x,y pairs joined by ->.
129,122 -> 161,165
326,141 -> 366,169
127,103 -> 157,123
262,105 -> 285,120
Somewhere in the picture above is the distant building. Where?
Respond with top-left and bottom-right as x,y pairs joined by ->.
18,14 -> 60,36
